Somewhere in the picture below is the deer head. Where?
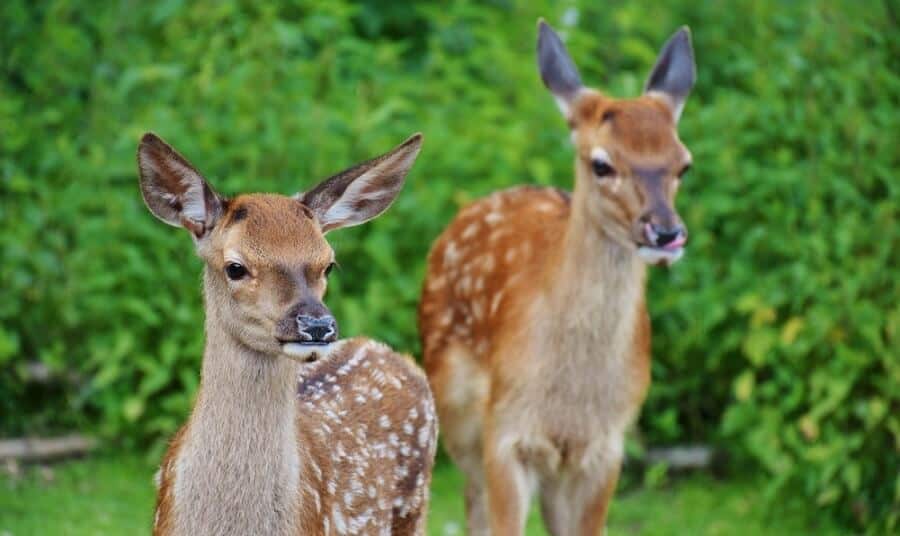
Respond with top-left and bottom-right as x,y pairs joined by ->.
538,20 -> 695,265
138,132 -> 423,361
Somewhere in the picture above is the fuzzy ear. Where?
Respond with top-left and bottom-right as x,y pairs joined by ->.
137,133 -> 224,238
644,27 -> 696,121
297,134 -> 423,233
537,19 -> 583,116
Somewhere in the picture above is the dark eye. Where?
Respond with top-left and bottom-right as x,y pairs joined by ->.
324,262 -> 336,277
678,164 -> 692,179
225,262 -> 248,280
592,160 -> 615,178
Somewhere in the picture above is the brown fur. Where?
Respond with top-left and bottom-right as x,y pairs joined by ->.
153,336 -> 437,536
138,133 -> 436,535
419,48 -> 691,536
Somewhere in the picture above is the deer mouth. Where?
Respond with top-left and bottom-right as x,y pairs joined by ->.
281,340 -> 338,363
281,339 -> 333,346
636,223 -> 686,265
635,236 -> 686,265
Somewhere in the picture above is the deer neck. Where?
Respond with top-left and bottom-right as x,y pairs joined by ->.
541,175 -> 647,355
173,269 -> 301,534
192,314 -> 298,450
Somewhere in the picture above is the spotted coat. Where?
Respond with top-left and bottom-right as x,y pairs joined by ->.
154,338 -> 437,536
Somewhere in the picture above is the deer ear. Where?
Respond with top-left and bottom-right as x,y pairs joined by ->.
137,133 -> 225,239
537,19 -> 583,117
297,134 -> 423,233
644,27 -> 696,122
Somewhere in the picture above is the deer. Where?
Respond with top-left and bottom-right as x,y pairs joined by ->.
137,131 -> 438,536
418,20 -> 696,535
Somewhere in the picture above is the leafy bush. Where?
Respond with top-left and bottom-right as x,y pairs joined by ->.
1,0 -> 896,531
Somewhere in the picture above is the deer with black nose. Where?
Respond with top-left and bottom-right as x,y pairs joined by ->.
140,131 -> 438,536
420,20 -> 697,535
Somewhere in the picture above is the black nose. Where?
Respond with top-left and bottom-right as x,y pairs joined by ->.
649,223 -> 685,248
296,315 -> 337,343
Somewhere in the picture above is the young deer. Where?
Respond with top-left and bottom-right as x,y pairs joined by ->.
138,132 -> 437,536
419,21 -> 696,535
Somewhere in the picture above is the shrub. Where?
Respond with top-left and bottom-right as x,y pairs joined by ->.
1,0 -> 896,530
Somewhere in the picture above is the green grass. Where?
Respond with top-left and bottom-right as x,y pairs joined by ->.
0,455 -> 840,535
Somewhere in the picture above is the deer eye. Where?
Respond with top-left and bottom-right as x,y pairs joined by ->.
225,262 -> 248,280
324,262 -> 336,277
678,164 -> 692,180
592,160 -> 615,178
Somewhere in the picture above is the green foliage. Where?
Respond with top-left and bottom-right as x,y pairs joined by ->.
1,0 -> 896,531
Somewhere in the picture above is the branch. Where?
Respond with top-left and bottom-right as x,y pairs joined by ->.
0,435 -> 98,462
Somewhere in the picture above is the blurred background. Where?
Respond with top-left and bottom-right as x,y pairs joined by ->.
1,0 -> 897,534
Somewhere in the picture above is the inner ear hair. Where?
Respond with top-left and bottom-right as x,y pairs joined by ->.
296,133 -> 423,233
537,19 -> 584,116
644,27 -> 696,121
137,132 -> 225,238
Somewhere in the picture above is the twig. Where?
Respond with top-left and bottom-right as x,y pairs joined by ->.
645,445 -> 714,470
0,435 -> 98,462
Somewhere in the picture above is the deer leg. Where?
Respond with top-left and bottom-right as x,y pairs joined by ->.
576,462 -> 622,536
444,421 -> 490,536
538,478 -> 569,536
484,438 -> 533,536
464,478 -> 490,536
537,459 -> 622,536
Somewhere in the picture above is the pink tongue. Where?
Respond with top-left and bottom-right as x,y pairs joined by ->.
663,235 -> 686,250
644,223 -> 686,250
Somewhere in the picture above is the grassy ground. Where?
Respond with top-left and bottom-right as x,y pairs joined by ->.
0,455 -> 841,535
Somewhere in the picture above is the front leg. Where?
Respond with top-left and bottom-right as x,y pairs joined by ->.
578,461 -> 621,536
539,448 -> 623,536
483,432 -> 534,536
